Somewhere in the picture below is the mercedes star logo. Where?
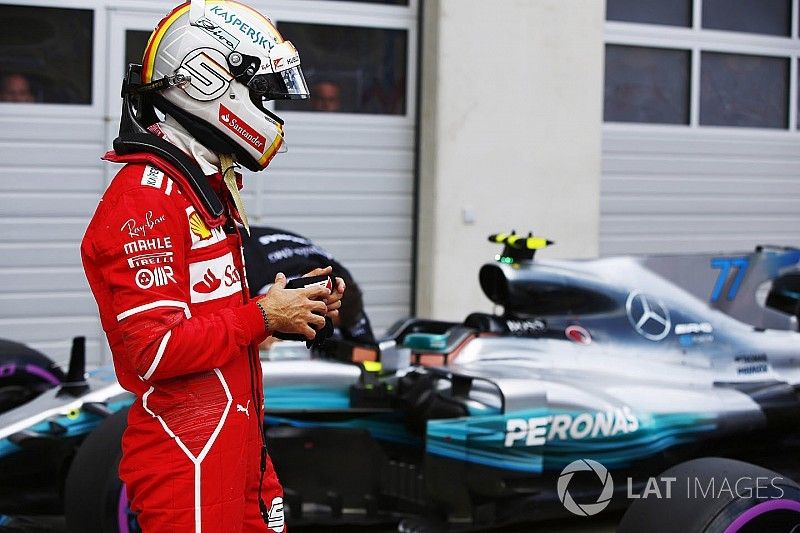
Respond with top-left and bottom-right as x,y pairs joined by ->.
625,290 -> 671,341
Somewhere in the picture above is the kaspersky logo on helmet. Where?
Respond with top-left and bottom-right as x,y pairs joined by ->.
207,5 -> 274,50
219,104 -> 266,151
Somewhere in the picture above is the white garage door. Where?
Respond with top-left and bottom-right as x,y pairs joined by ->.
0,0 -> 418,365
601,0 -> 800,255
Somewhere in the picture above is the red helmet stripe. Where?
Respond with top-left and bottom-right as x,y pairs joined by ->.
142,2 -> 191,83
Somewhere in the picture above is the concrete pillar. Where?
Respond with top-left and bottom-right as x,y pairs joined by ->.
416,0 -> 605,319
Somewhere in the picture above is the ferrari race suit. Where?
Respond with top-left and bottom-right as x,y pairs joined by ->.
81,141 -> 285,532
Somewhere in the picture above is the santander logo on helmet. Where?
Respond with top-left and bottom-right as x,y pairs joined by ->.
219,104 -> 267,151
143,0 -> 308,172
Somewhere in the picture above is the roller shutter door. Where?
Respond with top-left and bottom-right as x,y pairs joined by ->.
0,0 -> 418,365
601,3 -> 800,255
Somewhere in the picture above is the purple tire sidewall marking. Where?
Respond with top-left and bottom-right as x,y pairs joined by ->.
23,364 -> 61,386
0,363 -> 15,378
724,498 -> 800,533
118,483 -> 130,533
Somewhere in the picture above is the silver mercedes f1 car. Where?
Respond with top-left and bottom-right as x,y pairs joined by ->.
2,235 -> 800,532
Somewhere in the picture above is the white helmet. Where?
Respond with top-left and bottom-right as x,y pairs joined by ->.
142,0 -> 309,171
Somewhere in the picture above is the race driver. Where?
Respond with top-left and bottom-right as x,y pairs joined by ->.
80,1 -> 344,531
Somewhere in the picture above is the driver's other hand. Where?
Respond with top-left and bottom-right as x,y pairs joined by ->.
302,265 -> 332,278
325,276 -> 346,322
257,272 -> 329,340
302,266 -> 346,320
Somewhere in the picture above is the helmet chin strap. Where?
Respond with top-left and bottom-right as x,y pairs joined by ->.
189,0 -> 206,24
219,153 -> 250,235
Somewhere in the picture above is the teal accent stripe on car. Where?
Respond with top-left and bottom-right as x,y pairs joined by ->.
264,385 -> 421,445
426,408 -> 717,473
264,386 -> 351,410
266,412 -> 421,446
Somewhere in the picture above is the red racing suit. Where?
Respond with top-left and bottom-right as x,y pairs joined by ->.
81,150 -> 284,532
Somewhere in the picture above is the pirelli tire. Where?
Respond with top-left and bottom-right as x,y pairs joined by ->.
64,407 -> 135,533
618,457 -> 800,533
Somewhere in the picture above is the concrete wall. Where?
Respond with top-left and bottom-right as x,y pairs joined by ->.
417,0 -> 605,320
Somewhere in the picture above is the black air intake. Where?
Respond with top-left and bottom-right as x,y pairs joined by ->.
57,336 -> 89,398
479,262 -> 618,316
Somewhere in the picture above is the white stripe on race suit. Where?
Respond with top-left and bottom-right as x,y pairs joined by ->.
116,300 -> 191,322
142,368 -> 232,533
142,330 -> 171,380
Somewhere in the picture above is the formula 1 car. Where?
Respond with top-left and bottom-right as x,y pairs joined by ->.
2,235 -> 800,532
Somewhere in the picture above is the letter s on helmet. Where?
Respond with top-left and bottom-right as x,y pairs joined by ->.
141,0 -> 309,171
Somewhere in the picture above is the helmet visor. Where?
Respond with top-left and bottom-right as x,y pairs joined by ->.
249,66 -> 309,101
279,66 -> 310,100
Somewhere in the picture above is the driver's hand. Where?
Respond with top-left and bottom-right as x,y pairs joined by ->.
257,272 -> 329,340
302,266 -> 346,321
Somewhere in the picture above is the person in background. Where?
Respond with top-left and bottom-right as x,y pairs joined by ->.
0,73 -> 36,103
310,80 -> 343,112
242,226 -> 377,346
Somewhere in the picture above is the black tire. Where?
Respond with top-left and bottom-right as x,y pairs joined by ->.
0,338 -> 64,413
64,407 -> 137,533
618,457 -> 800,533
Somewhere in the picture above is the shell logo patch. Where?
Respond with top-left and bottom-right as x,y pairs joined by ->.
189,211 -> 212,240
186,207 -> 225,249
